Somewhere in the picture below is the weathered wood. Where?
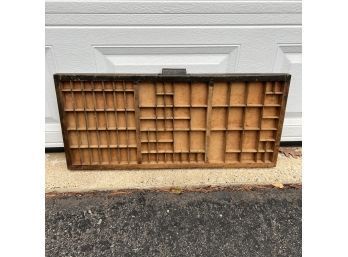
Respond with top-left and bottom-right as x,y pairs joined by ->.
205,82 -> 214,162
134,82 -> 142,164
54,73 -> 290,170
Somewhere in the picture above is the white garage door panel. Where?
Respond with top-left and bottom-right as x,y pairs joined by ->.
45,1 -> 302,147
46,13 -> 302,26
46,1 -> 301,14
93,45 -> 240,73
45,46 -> 63,147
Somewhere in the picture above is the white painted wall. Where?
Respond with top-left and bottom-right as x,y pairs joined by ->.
45,0 -> 302,147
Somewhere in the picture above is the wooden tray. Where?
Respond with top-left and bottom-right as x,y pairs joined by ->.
54,73 -> 290,170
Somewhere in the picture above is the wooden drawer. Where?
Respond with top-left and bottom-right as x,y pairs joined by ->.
55,73 -> 290,169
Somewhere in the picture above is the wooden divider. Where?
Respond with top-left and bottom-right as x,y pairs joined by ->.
55,74 -> 290,170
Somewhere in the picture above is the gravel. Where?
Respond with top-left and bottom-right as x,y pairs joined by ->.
46,188 -> 301,257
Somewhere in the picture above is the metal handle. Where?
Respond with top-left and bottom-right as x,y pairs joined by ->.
161,68 -> 187,76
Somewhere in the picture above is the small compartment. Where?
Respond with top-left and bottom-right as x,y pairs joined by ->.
264,152 -> 273,163
191,131 -> 205,151
70,149 -> 81,165
173,152 -> 188,162
174,131 -> 189,152
265,82 -> 274,93
79,149 -> 91,165
98,131 -> 109,147
157,131 -> 173,142
228,107 -> 243,128
106,112 -> 117,129
247,82 -> 264,105
63,92 -> 74,109
230,82 -> 246,105
126,92 -> 135,108
260,130 -> 276,141
92,81 -> 104,90
103,81 -> 114,90
65,113 -> 77,130
157,95 -> 173,106
211,107 -> 227,129
191,107 -> 206,129
241,153 -> 255,162
140,120 -> 156,130
208,132 -> 225,163
94,92 -> 105,109
174,82 -> 190,106
266,142 -> 275,151
262,119 -> 278,130
96,112 -> 107,129
212,82 -> 228,106
140,108 -> 156,118
197,153 -> 205,163
79,131 -> 89,146
103,92 -> 116,110
139,83 -> 156,106
164,153 -> 174,163
100,148 -> 111,164
244,108 -> 261,128
188,153 -> 198,162
115,92 -> 127,108
191,82 -> 208,106
91,149 -> 100,164
265,94 -> 281,105
119,149 -> 129,163
274,81 -> 283,93
164,119 -> 173,129
156,153 -> 165,163
174,119 -> 189,129
84,92 -> 94,109
158,142 -> 173,152
68,131 -> 79,147
84,112 -> 96,129
263,107 -> 280,117
108,131 -> 118,146
225,153 -> 239,163
61,81 -> 72,90
126,112 -> 136,128
73,92 -> 84,109
256,152 -> 263,162
174,107 -> 189,118
157,107 -> 173,118
242,131 -> 258,151
226,131 -> 241,151
87,131 -> 98,146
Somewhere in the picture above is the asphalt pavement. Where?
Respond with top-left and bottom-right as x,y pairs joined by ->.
46,188 -> 301,257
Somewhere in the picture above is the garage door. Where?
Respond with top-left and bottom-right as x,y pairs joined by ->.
45,0 -> 302,147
